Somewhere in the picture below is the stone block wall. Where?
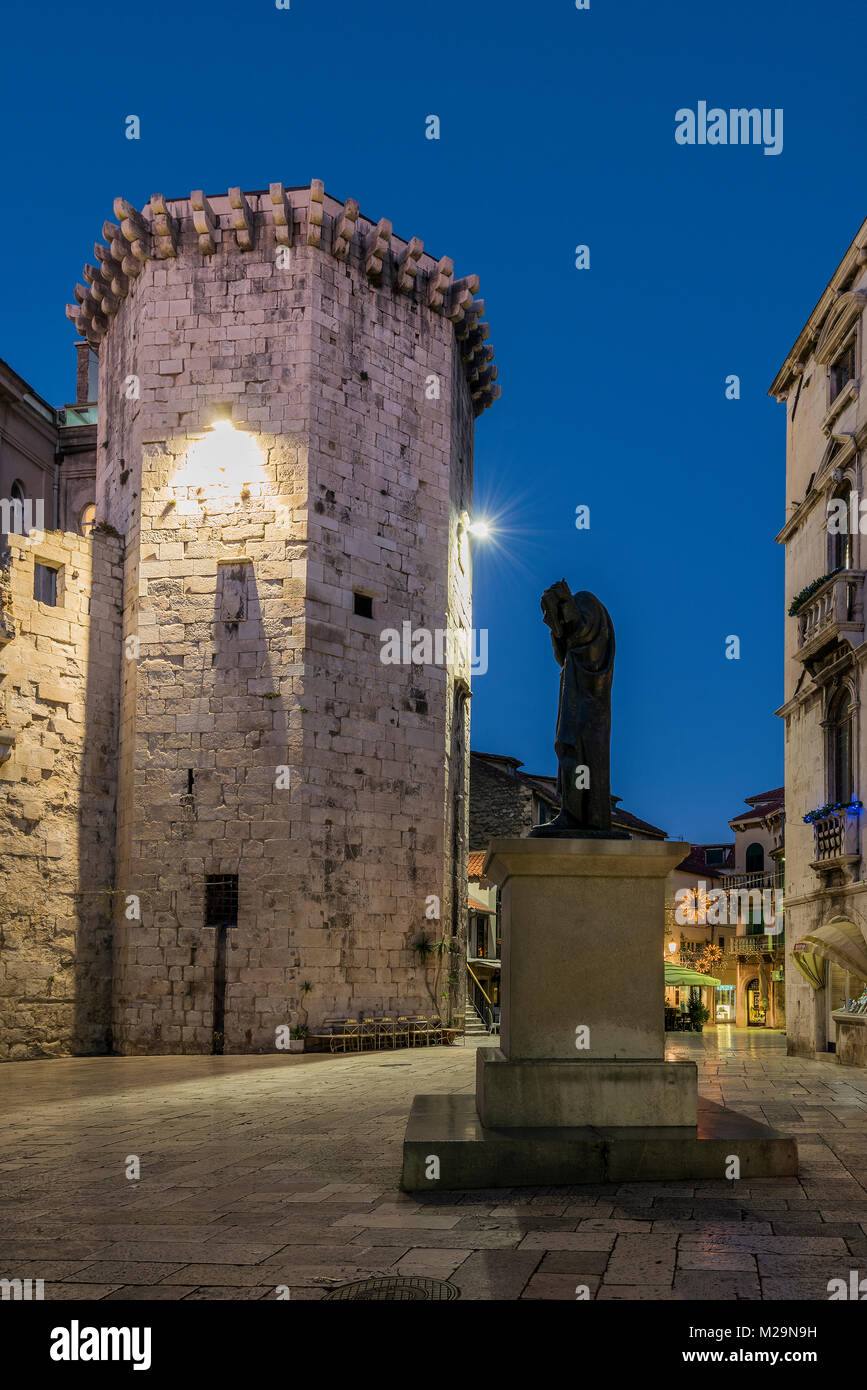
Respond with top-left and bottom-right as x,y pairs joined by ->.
469,753 -> 538,847
68,182 -> 497,1051
0,529 -> 122,1058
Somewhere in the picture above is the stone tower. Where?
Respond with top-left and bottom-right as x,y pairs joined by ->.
64,180 -> 499,1053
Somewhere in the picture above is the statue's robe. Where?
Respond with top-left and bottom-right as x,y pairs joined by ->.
554,591 -> 614,831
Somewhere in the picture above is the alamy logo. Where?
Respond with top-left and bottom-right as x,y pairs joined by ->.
828,491 -> 867,533
0,497 -> 45,536
827,1270 -> 867,1299
379,623 -> 488,675
0,1277 -> 44,1300
50,1320 -> 152,1371
675,103 -> 783,156
675,880 -> 783,929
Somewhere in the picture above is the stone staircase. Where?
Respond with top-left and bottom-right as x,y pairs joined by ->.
464,1000 -> 489,1036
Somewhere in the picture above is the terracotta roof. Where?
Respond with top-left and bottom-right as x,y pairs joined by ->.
745,788 -> 784,805
729,805 -> 783,826
675,853 -> 728,877
468,894 -> 493,913
729,787 -> 785,825
467,850 -> 488,879
612,806 -> 667,838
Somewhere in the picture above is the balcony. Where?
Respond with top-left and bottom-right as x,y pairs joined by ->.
794,570 -> 864,663
808,804 -> 861,879
675,934 -> 783,970
724,934 -> 783,958
722,867 -> 784,891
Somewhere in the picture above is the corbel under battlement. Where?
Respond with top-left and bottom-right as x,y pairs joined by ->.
65,181 -> 501,416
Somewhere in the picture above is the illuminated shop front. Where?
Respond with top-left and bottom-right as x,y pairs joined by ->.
715,985 -> 735,1023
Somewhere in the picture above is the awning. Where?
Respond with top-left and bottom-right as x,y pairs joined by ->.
794,919 -> 867,980
664,964 -> 722,987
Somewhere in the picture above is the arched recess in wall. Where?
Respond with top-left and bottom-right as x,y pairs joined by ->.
827,477 -> 854,571
826,684 -> 856,804
745,842 -> 764,873
10,480 -> 26,534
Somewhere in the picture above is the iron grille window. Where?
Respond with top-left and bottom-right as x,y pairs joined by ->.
205,875 -> 238,927
33,563 -> 58,606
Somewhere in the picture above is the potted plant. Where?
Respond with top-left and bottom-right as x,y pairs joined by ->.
688,1001 -> 710,1033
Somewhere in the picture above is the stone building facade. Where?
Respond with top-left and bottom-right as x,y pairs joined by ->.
0,179 -> 499,1058
771,214 -> 867,1062
468,750 -> 667,846
0,349 -> 97,537
0,528 -> 122,1057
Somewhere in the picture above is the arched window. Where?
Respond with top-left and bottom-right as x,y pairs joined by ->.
79,503 -> 96,537
829,688 -> 854,804
9,480 -> 26,535
745,842 -> 764,873
829,482 -> 853,571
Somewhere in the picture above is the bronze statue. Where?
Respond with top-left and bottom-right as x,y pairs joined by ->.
531,580 -> 628,839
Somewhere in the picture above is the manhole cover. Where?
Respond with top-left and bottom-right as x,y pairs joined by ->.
322,1276 -> 459,1301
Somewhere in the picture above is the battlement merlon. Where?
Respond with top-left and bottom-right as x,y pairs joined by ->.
65,181 -> 501,418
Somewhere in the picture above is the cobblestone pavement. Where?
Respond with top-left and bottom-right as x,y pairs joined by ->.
1,1029 -> 866,1300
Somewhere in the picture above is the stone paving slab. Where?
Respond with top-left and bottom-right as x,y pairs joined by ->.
0,1032 -> 865,1301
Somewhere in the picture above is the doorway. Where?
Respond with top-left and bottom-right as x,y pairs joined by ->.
746,976 -> 766,1026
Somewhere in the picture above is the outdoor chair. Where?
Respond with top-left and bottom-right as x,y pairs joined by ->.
328,1019 -> 360,1053
376,1017 -> 396,1049
410,1016 -> 431,1046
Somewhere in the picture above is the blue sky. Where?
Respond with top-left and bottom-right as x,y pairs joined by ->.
2,0 -> 862,841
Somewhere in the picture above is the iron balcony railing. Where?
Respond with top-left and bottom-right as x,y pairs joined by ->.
722,866 -> 784,891
677,934 -> 783,965
726,934 -> 783,955
811,806 -> 861,862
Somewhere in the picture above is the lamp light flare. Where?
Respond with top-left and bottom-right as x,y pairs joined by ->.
173,419 -> 267,494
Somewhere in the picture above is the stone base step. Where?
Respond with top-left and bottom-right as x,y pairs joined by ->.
401,1093 -> 798,1190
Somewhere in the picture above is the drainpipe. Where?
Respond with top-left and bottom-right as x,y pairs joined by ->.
53,447 -> 61,530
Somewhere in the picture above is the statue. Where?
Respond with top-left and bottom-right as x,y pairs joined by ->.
531,580 -> 628,839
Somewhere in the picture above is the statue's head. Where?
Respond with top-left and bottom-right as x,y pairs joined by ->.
540,578 -> 572,636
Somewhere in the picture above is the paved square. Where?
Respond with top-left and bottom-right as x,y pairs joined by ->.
1,1032 -> 866,1300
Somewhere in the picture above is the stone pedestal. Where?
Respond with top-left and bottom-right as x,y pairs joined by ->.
401,835 -> 799,1190
476,838 -> 696,1127
477,1053 -> 697,1128
832,1011 -> 867,1066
